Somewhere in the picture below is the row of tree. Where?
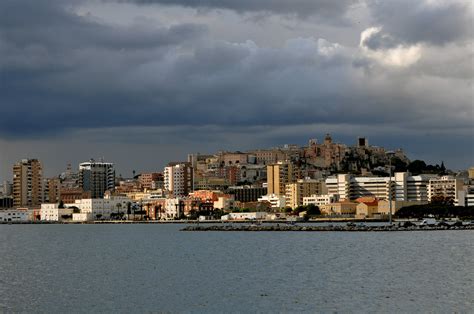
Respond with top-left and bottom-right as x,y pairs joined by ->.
396,204 -> 474,219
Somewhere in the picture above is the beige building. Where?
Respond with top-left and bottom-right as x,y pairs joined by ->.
355,200 -> 379,219
320,200 -> 357,216
468,167 -> 474,181
303,194 -> 339,207
377,200 -> 428,216
267,161 -> 294,196
285,179 -> 326,209
13,159 -> 43,208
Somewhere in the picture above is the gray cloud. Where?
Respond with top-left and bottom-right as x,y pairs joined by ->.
0,0 -> 472,178
111,0 -> 358,19
367,0 -> 473,46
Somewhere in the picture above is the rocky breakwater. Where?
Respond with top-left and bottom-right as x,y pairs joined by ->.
181,222 -> 474,232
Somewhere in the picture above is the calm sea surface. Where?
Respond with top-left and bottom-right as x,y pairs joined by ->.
0,224 -> 473,313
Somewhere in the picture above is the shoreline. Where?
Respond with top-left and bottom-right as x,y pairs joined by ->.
181,224 -> 474,232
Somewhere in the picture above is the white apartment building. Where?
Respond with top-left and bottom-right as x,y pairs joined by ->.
258,194 -> 286,209
428,176 -> 463,203
326,172 -> 437,202
303,194 -> 340,207
164,163 -> 193,197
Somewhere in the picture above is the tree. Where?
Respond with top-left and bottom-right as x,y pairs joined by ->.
58,200 -> 65,209
127,202 -> 132,215
306,204 -> 321,216
407,160 -> 427,175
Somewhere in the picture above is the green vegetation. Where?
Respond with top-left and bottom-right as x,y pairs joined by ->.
407,160 -> 447,175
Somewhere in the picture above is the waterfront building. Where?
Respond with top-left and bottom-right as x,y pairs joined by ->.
79,159 -> 115,198
285,179 -> 326,209
303,194 -> 339,207
0,208 -> 34,222
164,162 -> 193,197
221,212 -> 267,221
13,159 -> 43,208
320,200 -> 357,216
67,195 -> 132,221
355,198 -> 379,219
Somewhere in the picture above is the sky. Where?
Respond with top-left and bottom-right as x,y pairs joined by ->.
0,0 -> 473,180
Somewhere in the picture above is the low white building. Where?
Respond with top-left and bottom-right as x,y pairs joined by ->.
221,212 -> 267,221
258,194 -> 286,209
0,209 -> 33,222
164,198 -> 181,219
303,194 -> 339,207
40,204 -> 74,221
72,213 -> 89,221
40,195 -> 133,222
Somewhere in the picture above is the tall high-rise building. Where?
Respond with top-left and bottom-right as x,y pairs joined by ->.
43,177 -> 61,203
164,162 -> 193,197
79,159 -> 115,198
267,161 -> 294,196
13,159 -> 43,208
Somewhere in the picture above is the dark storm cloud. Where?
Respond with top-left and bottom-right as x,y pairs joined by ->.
0,0 -> 472,145
112,0 -> 358,19
367,0 -> 473,46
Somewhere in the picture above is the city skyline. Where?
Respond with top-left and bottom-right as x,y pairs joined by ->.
0,133 -> 472,182
0,0 -> 473,181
